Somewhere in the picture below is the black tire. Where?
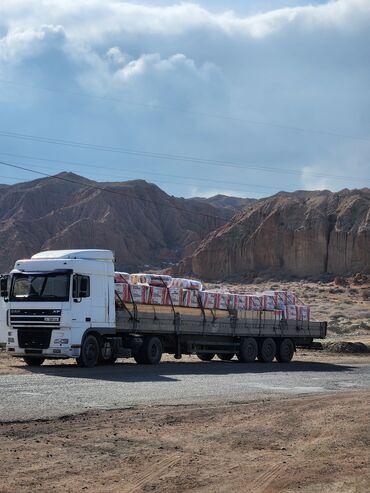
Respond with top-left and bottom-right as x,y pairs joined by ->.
257,338 -> 276,363
23,357 -> 45,367
99,340 -> 117,365
238,337 -> 258,363
196,353 -> 215,361
276,338 -> 294,363
76,334 -> 100,368
135,336 -> 163,365
217,353 -> 234,361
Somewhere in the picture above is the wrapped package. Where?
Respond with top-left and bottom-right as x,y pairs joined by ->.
148,286 -> 167,305
146,274 -> 172,287
261,293 -> 275,311
183,289 -> 200,308
114,272 -> 130,283
215,292 -> 231,310
200,291 -> 217,309
166,287 -> 183,306
228,294 -> 238,310
296,305 -> 310,321
115,282 -> 129,302
273,290 -> 297,308
284,304 -> 298,320
130,273 -> 172,287
247,295 -> 263,311
235,294 -> 248,311
128,284 -> 149,304
171,278 -> 202,291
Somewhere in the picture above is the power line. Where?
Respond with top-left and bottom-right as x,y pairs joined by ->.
0,159 -> 349,253
1,78 -> 369,143
0,159 -> 232,223
0,129 -> 367,184
0,151 -> 283,194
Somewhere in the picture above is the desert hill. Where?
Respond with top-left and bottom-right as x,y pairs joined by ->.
175,188 -> 370,279
0,173 -> 249,273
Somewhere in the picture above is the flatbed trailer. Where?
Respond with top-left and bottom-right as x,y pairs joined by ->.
114,302 -> 326,364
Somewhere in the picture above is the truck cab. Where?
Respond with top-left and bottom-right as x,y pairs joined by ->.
2,249 -> 116,366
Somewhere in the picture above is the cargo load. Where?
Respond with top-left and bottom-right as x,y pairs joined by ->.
114,273 -> 310,321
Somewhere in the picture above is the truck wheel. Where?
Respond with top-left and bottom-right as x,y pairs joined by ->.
99,340 -> 117,365
276,338 -> 294,363
136,336 -> 163,365
196,353 -> 215,361
238,338 -> 258,363
257,338 -> 276,363
217,353 -> 234,361
76,335 -> 100,368
23,357 -> 45,367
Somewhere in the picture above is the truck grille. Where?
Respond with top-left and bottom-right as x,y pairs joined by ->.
18,328 -> 53,349
10,309 -> 61,328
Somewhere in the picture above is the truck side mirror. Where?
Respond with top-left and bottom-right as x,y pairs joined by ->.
0,275 -> 9,298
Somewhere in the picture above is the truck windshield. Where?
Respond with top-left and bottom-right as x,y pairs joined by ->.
10,273 -> 70,302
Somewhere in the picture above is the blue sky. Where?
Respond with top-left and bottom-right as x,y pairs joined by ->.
0,0 -> 369,198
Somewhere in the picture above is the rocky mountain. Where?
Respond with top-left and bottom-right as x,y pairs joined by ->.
175,189 -> 370,279
0,173 -> 247,273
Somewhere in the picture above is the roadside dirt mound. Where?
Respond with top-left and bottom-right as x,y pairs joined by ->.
324,341 -> 370,353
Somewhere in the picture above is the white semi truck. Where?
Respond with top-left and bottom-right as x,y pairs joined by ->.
0,249 -> 326,367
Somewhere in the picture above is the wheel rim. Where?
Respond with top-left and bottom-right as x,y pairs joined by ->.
150,343 -> 158,359
261,339 -> 276,362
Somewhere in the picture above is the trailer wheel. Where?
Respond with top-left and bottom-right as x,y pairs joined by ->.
238,338 -> 258,363
217,353 -> 234,361
276,338 -> 294,363
76,334 -> 100,368
257,338 -> 276,363
135,336 -> 163,365
23,357 -> 45,367
196,353 -> 215,361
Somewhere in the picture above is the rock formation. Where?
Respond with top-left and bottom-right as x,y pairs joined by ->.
176,189 -> 370,279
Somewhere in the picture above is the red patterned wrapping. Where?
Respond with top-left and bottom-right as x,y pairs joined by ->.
296,305 -> 310,321
247,295 -> 263,311
148,286 -> 167,305
183,289 -> 200,308
200,291 -> 217,309
115,282 -> 129,302
261,293 -> 275,310
171,278 -> 202,290
166,287 -> 183,306
129,284 -> 149,304
114,272 -> 130,283
215,292 -> 231,310
284,304 -> 298,320
235,294 -> 248,311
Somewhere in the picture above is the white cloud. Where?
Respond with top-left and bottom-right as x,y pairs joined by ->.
0,24 -> 65,61
0,0 -> 369,197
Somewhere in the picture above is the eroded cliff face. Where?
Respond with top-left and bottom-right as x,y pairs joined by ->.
177,189 -> 370,279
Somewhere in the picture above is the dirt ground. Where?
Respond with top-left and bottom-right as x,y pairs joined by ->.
0,390 -> 368,493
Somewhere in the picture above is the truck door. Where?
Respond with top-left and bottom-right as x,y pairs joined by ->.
71,274 -> 92,329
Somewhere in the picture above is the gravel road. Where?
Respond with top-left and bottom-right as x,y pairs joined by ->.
1,359 -> 369,422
